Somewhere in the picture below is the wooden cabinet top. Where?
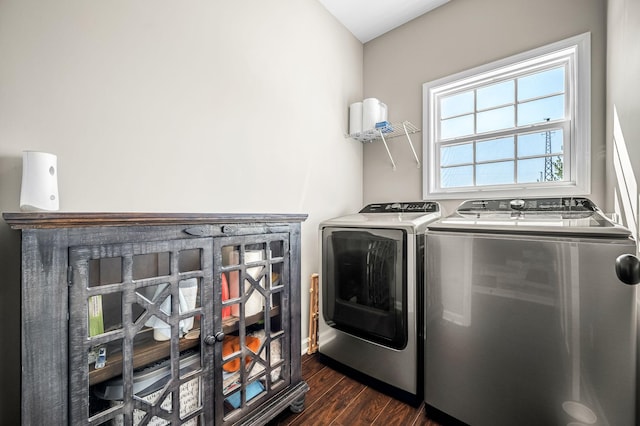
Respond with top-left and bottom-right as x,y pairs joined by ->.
3,212 -> 308,229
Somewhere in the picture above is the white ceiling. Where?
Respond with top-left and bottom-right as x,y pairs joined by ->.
318,0 -> 450,43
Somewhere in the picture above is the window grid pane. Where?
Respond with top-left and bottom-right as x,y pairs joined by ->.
517,129 -> 564,158
441,91 -> 475,119
435,62 -> 571,191
477,80 -> 515,111
437,65 -> 568,141
441,165 -> 474,188
517,156 -> 564,183
476,161 -> 514,186
517,66 -> 565,102
517,94 -> 565,126
440,114 -> 475,139
437,125 -> 566,190
476,137 -> 515,162
476,106 -> 515,133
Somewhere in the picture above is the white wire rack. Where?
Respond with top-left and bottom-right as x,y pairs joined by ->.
347,121 -> 421,171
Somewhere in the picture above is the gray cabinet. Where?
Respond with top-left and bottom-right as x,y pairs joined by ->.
3,212 -> 308,425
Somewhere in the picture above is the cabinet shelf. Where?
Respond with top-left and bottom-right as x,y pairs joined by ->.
88,327 -> 200,386
88,307 -> 282,386
347,120 -> 421,170
223,306 -> 281,334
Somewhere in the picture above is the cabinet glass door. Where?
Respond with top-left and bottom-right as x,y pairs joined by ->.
214,233 -> 290,424
68,238 -> 213,425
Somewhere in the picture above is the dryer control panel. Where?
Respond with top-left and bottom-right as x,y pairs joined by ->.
360,201 -> 439,213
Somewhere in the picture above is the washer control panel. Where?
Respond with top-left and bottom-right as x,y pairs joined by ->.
457,197 -> 597,213
360,202 -> 439,213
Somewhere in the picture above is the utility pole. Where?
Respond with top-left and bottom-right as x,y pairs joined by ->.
543,118 -> 554,181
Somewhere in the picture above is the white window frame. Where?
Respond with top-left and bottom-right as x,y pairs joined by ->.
422,33 -> 591,200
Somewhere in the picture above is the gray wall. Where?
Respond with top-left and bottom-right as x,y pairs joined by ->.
0,1 -> 364,422
606,0 -> 640,242
606,1 -> 640,417
362,0 -> 607,215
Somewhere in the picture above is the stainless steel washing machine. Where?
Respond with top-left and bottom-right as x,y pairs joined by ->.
318,201 -> 441,400
425,197 -> 638,426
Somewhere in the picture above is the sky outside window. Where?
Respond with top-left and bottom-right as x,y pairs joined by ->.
438,65 -> 567,188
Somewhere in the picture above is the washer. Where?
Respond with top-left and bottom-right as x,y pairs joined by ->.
425,197 -> 638,426
318,201 -> 441,401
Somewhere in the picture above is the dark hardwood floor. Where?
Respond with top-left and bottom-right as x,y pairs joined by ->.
268,353 -> 443,426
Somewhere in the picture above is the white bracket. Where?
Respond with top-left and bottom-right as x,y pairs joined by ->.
348,121 -> 421,171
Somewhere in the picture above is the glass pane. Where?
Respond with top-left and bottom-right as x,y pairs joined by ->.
477,80 -> 514,110
517,157 -> 565,183
518,66 -> 565,101
139,279 -> 201,340
141,282 -> 172,342
244,329 -> 284,389
88,296 -> 106,337
440,114 -> 474,139
441,143 -> 473,166
179,249 -> 201,273
178,279 -> 200,336
223,246 -> 241,318
221,272 -> 234,320
245,244 -> 267,319
133,253 -> 170,280
223,245 -> 241,267
476,137 -> 514,162
87,291 -> 123,336
477,106 -> 514,133
269,240 -> 284,259
518,129 -> 564,157
89,338 -> 124,419
89,257 -> 123,287
222,333 -> 242,407
476,161 -> 514,186
441,165 -> 473,188
178,377 -> 202,423
270,261 -> 283,290
182,314 -> 201,342
269,334 -> 285,383
92,346 -> 203,426
441,90 -> 474,119
548,156 -> 564,181
130,343 -> 201,426
517,94 -> 564,126
245,334 -> 264,382
518,157 -> 545,183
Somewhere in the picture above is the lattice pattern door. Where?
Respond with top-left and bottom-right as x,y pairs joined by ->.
68,238 -> 214,426
214,233 -> 291,424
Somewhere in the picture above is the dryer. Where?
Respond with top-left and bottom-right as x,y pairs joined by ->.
318,201 -> 441,401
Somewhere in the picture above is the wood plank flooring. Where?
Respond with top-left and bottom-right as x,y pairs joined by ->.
268,353 -> 443,426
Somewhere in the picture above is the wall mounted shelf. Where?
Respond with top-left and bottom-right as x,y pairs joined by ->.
347,121 -> 421,170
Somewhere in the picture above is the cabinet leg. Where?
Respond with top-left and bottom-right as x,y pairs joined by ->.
289,396 -> 306,414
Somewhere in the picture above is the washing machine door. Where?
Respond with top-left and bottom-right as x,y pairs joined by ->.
321,227 -> 407,349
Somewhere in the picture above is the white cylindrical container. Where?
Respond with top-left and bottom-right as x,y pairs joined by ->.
245,250 -> 264,317
179,278 -> 198,333
20,151 -> 59,211
362,98 -> 380,131
153,323 -> 171,341
349,102 -> 363,135
379,102 -> 388,123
